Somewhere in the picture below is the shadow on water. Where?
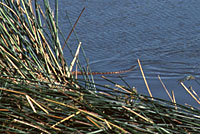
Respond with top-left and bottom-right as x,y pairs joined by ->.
50,0 -> 200,108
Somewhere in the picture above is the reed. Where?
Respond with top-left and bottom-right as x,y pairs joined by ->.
0,0 -> 200,133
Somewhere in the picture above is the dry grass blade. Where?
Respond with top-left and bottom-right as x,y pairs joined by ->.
28,96 -> 49,114
122,106 -> 154,124
0,87 -> 26,95
158,75 -> 173,102
26,95 -> 37,113
86,116 -> 102,129
104,119 -> 112,130
171,90 -> 177,110
180,82 -> 200,104
115,84 -> 132,94
69,42 -> 82,73
13,119 -> 51,134
190,87 -> 200,100
137,59 -> 153,99
51,111 -> 81,128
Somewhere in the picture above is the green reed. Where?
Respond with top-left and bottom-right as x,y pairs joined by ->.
0,0 -> 200,133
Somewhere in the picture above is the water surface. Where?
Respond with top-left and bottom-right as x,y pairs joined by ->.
50,0 -> 200,107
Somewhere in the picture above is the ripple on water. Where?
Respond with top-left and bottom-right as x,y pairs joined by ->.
51,0 -> 200,106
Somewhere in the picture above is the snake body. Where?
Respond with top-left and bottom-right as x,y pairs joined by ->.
71,65 -> 136,75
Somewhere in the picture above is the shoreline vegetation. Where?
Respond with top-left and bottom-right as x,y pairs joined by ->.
0,0 -> 200,133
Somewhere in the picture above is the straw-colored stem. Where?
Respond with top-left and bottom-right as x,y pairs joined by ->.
115,84 -> 132,94
26,95 -> 37,113
158,75 -> 173,102
180,82 -> 200,104
51,111 -> 80,128
28,95 -> 49,114
171,90 -> 177,110
122,106 -> 154,124
137,59 -> 153,100
13,119 -> 51,134
69,42 -> 82,73
86,116 -> 102,129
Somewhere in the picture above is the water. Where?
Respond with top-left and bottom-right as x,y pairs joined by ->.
50,0 -> 200,107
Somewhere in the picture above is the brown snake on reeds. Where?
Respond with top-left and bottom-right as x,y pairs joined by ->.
71,65 -> 136,75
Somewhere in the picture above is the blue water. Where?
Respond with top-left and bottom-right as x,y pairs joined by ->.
49,0 -> 200,107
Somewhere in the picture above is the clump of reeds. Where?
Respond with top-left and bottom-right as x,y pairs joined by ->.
0,0 -> 200,133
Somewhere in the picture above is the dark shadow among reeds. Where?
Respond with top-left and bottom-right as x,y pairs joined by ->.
0,0 -> 200,133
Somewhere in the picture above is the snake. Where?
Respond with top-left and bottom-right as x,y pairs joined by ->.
71,65 -> 136,75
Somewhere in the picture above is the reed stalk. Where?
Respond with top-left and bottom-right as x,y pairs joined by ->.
0,1 -> 200,133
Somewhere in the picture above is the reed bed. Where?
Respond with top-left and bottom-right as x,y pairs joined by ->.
0,0 -> 200,133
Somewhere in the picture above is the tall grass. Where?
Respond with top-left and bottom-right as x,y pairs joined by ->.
0,0 -> 200,133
